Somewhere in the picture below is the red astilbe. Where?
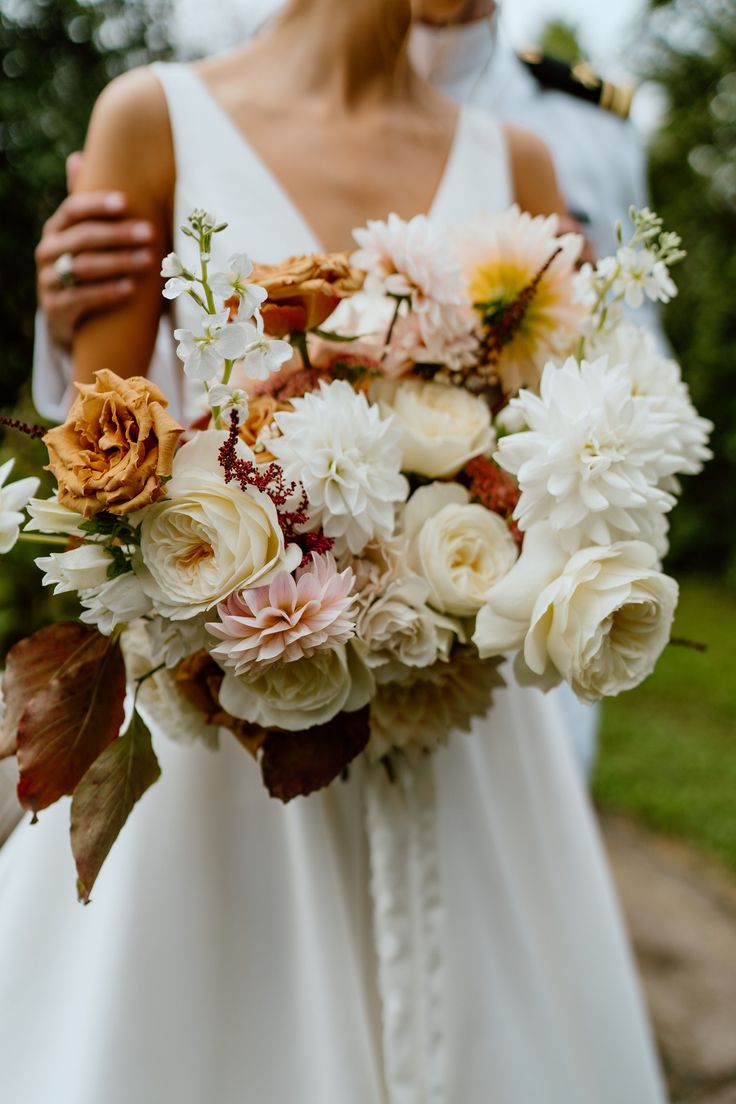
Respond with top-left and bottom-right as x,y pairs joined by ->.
463,455 -> 523,550
218,411 -> 333,564
0,415 -> 47,440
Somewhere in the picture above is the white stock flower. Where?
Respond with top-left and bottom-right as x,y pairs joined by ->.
473,525 -> 678,703
219,643 -> 374,731
36,542 -> 111,595
174,312 -> 249,380
498,357 -> 678,551
351,212 -> 466,306
270,379 -> 409,556
402,482 -> 518,617
239,320 -> 292,381
589,324 -> 713,484
161,253 -> 194,300
138,431 -> 301,619
368,650 -> 505,762
24,493 -> 86,538
371,378 -> 495,478
0,459 -> 40,554
161,253 -> 185,278
210,253 -> 267,321
79,571 -> 153,636
207,383 -> 249,422
355,573 -> 458,682
613,247 -> 677,309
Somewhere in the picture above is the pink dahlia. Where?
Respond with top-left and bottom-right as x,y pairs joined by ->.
207,553 -> 357,674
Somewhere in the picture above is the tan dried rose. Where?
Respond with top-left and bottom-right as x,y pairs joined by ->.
44,369 -> 183,518
251,253 -> 364,337
237,394 -> 293,462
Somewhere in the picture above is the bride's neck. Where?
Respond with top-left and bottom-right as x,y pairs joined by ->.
264,0 -> 415,107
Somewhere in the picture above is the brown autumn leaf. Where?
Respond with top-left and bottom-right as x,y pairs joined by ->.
16,631 -> 126,814
0,623 -> 102,759
260,707 -> 370,803
71,710 -> 161,904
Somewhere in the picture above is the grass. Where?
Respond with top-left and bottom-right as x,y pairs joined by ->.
594,576 -> 736,871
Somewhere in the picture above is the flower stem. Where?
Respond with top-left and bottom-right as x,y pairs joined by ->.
17,533 -> 70,547
292,331 -> 312,370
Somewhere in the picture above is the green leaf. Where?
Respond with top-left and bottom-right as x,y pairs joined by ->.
311,328 -> 361,343
71,710 -> 161,904
15,631 -> 127,814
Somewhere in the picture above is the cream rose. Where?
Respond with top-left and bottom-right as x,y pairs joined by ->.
219,644 -> 374,731
402,482 -> 518,616
371,378 -> 495,478
474,526 -> 678,702
355,573 -> 458,681
138,431 -> 301,619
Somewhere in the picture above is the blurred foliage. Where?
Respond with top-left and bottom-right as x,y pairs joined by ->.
0,0 -> 172,410
595,577 -> 736,870
0,0 -> 172,651
639,0 -> 736,578
538,19 -> 586,65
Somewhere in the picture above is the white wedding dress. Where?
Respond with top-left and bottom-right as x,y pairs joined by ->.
0,65 -> 667,1104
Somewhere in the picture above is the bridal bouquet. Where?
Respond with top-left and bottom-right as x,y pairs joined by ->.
0,205 -> 711,899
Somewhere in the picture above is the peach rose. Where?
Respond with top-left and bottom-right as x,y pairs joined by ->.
251,253 -> 364,337
238,394 -> 293,462
44,369 -> 182,518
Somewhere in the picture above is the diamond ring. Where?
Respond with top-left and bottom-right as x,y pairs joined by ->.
53,251 -> 77,289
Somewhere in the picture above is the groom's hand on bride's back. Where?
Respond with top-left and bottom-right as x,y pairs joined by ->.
35,152 -> 156,350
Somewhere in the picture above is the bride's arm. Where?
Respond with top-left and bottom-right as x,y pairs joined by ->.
504,125 -> 566,218
71,69 -> 174,384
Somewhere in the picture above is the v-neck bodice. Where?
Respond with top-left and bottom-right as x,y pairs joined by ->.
150,61 -> 512,418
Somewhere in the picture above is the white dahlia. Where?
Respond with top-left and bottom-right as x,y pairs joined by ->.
208,553 -> 356,674
589,324 -> 713,487
269,379 -> 409,556
497,357 -> 678,551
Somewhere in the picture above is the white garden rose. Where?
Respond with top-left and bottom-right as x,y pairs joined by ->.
474,526 -> 678,702
218,644 -> 375,731
355,573 -> 458,682
371,378 -> 495,478
138,431 -> 301,619
402,482 -> 518,616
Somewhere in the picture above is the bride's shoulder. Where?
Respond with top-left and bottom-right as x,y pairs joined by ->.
503,124 -> 564,217
81,66 -> 173,194
88,66 -> 169,141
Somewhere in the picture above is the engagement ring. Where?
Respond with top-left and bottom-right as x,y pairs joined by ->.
54,251 -> 77,288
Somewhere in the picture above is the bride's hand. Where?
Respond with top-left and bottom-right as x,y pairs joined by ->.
35,152 -> 156,350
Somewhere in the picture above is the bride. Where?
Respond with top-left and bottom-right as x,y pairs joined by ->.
0,2 -> 667,1101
